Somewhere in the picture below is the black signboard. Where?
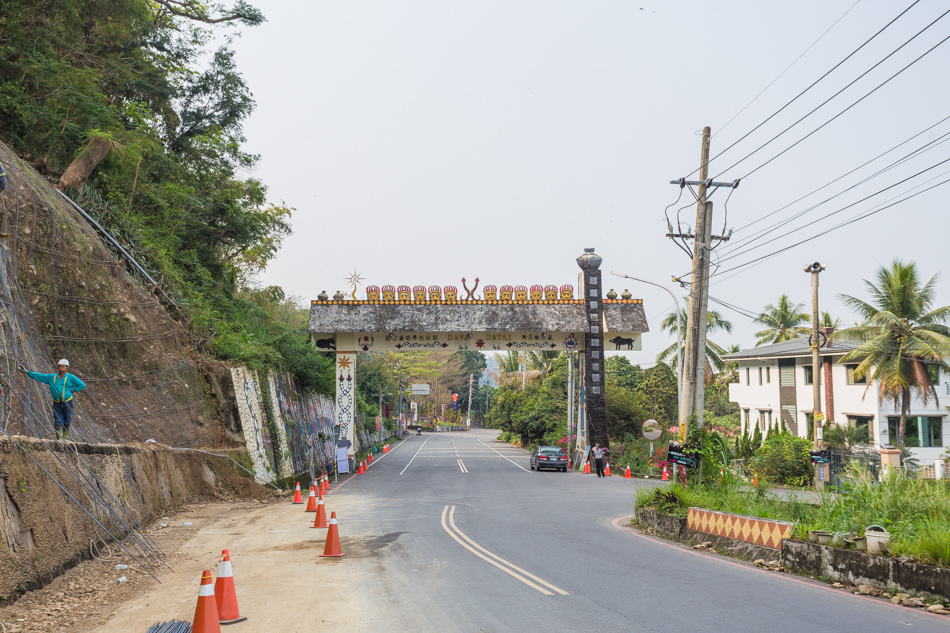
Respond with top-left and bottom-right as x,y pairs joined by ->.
810,449 -> 831,464
667,441 -> 699,468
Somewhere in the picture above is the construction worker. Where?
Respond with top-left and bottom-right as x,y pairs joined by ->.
20,359 -> 86,439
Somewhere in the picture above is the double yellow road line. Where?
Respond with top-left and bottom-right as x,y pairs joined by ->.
440,505 -> 569,596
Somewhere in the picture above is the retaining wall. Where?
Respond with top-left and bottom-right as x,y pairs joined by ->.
0,436 -> 270,603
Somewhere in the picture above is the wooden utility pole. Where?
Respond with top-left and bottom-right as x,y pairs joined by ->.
680,127 -> 712,430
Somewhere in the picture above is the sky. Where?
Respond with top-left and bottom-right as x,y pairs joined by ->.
228,0 -> 950,368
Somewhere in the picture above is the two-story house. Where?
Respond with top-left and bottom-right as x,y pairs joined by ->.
725,332 -> 948,465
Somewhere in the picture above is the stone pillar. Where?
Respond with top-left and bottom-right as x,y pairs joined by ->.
335,333 -> 357,469
577,248 -> 607,447
880,448 -> 902,477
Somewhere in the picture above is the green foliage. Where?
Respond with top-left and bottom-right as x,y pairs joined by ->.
605,356 -> 644,390
634,364 -> 678,425
733,426 -> 761,460
0,0 -> 336,392
753,295 -> 810,345
751,432 -> 813,486
823,424 -> 870,449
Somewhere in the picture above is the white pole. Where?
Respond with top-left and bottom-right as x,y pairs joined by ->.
568,352 -> 575,464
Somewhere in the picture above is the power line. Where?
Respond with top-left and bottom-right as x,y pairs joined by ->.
714,0 -> 864,140
709,172 -> 950,278
717,9 -> 950,180
689,0 -> 923,178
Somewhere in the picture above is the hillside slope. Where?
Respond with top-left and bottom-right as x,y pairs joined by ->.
0,141 -> 241,447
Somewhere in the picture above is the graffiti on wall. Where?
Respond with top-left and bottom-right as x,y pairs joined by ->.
230,367 -> 276,484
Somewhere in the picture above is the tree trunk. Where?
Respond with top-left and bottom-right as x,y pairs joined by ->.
898,386 -> 910,452
59,136 -> 113,190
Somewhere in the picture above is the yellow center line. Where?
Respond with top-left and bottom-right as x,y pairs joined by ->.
441,506 -> 554,595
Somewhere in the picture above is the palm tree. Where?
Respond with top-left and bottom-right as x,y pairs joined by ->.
657,305 -> 732,384
837,260 -> 950,450
753,295 -> 810,345
713,344 -> 742,396
525,350 -> 562,374
820,311 -> 840,331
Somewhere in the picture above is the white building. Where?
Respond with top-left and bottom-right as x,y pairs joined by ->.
725,337 -> 948,464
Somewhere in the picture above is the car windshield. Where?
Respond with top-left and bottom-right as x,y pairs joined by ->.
540,449 -> 564,456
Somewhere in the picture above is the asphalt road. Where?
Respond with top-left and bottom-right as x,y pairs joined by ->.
97,427 -> 947,632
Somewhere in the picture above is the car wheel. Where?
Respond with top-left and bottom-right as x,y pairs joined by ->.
530,463 -> 535,471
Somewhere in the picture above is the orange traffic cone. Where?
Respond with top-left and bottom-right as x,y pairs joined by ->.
323,473 -> 331,492
753,473 -> 759,487
292,482 -> 303,504
358,461 -> 365,474
625,465 -> 632,479
368,453 -> 373,463
191,570 -> 221,633
661,467 -> 669,481
304,488 -> 318,512
383,444 -> 390,453
320,511 -> 345,557
605,462 -> 612,477
583,461 -> 590,474
311,495 -> 328,528
214,551 -> 247,624
318,477 -> 326,497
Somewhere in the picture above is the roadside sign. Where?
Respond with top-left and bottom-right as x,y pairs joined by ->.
411,383 -> 430,395
810,449 -> 831,464
641,419 -> 662,441
666,440 -> 698,468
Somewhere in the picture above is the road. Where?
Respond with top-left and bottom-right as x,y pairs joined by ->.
98,427 -> 945,632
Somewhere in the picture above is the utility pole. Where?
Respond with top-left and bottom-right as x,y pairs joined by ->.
805,262 -> 826,487
680,127 -> 711,431
669,127 -> 738,434
466,373 -> 474,427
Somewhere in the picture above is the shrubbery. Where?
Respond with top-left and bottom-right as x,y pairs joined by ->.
751,432 -> 813,486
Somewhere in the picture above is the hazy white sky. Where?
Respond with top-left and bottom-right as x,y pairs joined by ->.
230,0 -> 950,366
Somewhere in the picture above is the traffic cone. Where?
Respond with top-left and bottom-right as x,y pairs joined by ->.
320,512 -> 345,557
292,482 -> 303,504
214,551 -> 247,624
605,462 -> 612,477
662,467 -> 669,481
358,461 -> 364,474
191,570 -> 221,633
368,453 -> 373,464
625,465 -> 632,479
753,473 -> 759,487
323,473 -> 331,492
583,461 -> 590,474
304,488 -> 318,512
383,444 -> 390,453
311,495 -> 328,528
318,477 -> 325,497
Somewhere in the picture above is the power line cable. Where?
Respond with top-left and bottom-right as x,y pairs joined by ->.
720,19 -> 950,180
688,0 -> 923,178
709,172 -> 950,278
714,0 -> 864,139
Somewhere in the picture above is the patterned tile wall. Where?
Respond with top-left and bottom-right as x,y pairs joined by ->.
687,508 -> 792,550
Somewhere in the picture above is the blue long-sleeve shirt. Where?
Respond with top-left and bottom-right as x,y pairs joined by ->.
27,371 -> 86,402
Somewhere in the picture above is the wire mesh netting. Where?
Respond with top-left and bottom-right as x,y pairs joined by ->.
0,146 -> 223,447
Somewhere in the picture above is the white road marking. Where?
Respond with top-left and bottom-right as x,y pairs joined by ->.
477,439 -> 531,472
441,506 -> 568,596
457,459 -> 468,473
365,437 -> 408,465
399,437 -> 432,475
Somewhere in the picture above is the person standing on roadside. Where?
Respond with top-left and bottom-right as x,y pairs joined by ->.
20,359 -> 86,439
592,443 -> 606,477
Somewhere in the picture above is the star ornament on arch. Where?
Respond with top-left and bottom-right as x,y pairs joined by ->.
337,356 -> 353,369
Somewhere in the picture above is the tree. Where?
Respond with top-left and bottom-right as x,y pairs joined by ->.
656,305 -> 732,383
837,260 -> 950,450
635,364 -> 678,425
605,356 -> 644,390
711,344 -> 741,396
753,295 -> 810,345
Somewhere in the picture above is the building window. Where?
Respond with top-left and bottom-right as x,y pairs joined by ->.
846,365 -> 867,385
847,415 -> 873,442
745,368 -> 750,386
742,409 -> 750,430
887,416 -> 943,447
766,366 -> 771,383
758,367 -> 763,386
758,409 -> 772,432
803,365 -> 814,385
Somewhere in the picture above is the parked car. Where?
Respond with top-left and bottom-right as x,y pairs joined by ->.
530,446 -> 568,472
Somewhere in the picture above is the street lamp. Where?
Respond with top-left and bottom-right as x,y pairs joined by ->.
610,272 -> 682,428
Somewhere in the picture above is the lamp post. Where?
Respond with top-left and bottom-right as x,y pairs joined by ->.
610,272 -> 682,429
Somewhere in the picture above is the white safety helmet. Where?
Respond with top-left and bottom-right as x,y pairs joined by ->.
57,359 -> 70,367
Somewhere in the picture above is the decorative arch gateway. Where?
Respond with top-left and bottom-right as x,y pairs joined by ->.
308,248 -> 649,469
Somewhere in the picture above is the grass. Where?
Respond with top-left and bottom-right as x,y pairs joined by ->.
636,464 -> 950,567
